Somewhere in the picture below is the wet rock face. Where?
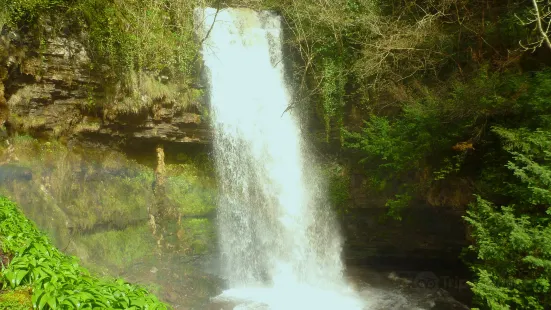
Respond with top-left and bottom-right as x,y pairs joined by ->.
342,206 -> 467,266
341,172 -> 468,268
0,164 -> 32,182
0,31 -> 210,145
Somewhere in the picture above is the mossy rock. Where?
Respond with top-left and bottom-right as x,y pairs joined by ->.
0,287 -> 33,310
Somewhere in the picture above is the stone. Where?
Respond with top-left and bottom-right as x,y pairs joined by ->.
0,31 -> 210,146
0,164 -> 32,182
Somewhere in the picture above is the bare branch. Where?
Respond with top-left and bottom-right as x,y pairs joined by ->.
517,0 -> 551,52
532,0 -> 551,51
199,0 -> 221,46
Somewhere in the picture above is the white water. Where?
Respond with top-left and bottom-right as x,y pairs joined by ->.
195,7 -> 364,310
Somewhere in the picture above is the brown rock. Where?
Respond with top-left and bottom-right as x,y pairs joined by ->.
1,31 -> 211,145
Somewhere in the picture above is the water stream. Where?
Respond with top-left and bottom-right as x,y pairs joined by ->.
195,7 -> 364,310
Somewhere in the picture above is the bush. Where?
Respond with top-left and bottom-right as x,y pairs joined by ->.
465,197 -> 551,309
463,74 -> 551,309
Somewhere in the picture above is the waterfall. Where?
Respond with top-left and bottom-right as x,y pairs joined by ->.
196,8 -> 363,310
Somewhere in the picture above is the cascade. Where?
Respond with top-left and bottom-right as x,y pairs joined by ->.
195,8 -> 363,309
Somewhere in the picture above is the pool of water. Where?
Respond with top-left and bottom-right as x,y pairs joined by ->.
191,265 -> 470,310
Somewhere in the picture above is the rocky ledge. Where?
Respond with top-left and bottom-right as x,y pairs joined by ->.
0,31 -> 210,146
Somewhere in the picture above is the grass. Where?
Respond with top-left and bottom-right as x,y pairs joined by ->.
106,71 -> 202,115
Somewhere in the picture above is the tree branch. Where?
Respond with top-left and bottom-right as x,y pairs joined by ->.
532,0 -> 551,51
199,0 -> 221,47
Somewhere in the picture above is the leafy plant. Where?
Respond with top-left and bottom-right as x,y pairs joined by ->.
342,67 -> 532,215
464,91 -> 551,309
0,196 -> 170,310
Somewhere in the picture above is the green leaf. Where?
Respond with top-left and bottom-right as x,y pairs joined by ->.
15,269 -> 29,285
47,295 -> 57,309
38,292 -> 49,310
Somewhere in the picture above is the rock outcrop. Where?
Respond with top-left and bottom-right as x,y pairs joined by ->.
342,172 -> 468,268
0,31 -> 210,146
342,206 -> 466,266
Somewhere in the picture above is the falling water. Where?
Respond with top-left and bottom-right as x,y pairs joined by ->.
195,8 -> 363,310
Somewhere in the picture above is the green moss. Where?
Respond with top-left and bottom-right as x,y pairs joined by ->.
73,225 -> 156,270
0,287 -> 33,310
165,161 -> 217,217
0,136 -> 218,295
69,218 -> 215,277
179,218 -> 215,255
165,176 -> 216,217
0,136 -> 156,231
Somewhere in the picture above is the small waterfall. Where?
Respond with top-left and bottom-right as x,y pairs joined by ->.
196,8 -> 363,309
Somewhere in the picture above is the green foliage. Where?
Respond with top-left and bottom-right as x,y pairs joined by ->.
341,67 -> 551,307
433,155 -> 464,181
465,197 -> 551,309
1,0 -> 203,114
384,193 -> 412,221
2,0 -> 66,25
494,127 -> 551,206
76,0 -> 202,113
342,109 -> 439,215
343,67 -> 532,213
0,196 -> 169,310
320,57 -> 347,141
344,114 -> 427,174
275,0 -> 379,139
322,162 -> 351,215
464,94 -> 551,309
2,0 -> 200,79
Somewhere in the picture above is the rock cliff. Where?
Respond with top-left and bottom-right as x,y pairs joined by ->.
0,30 -> 210,146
